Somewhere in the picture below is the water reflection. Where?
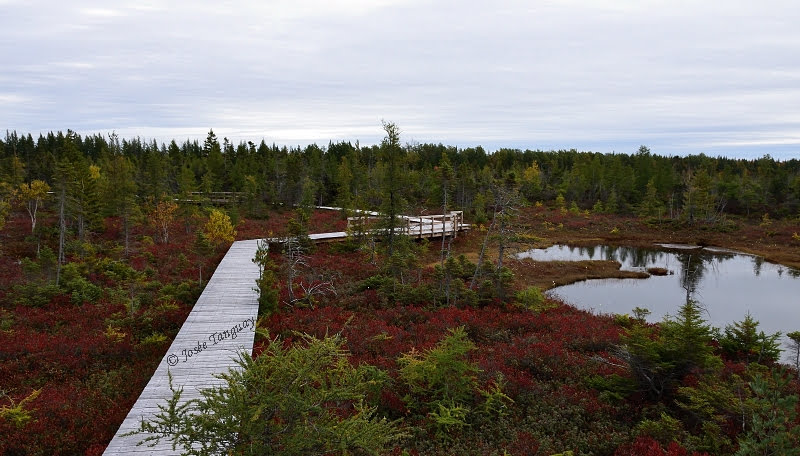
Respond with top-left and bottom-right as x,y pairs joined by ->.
518,244 -> 673,269
754,256 -> 763,277
516,244 -> 800,339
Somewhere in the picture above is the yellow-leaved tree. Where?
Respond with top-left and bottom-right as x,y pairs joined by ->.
150,199 -> 178,244
0,183 -> 12,234
17,180 -> 50,233
203,209 -> 236,246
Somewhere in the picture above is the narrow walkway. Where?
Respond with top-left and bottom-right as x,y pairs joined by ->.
103,239 -> 261,455
301,222 -> 461,244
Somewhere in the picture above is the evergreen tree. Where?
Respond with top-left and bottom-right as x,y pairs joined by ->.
660,300 -> 718,375
75,163 -> 103,238
242,174 -> 260,216
736,369 -> 800,455
4,155 -> 26,188
605,188 -> 619,214
101,155 -> 139,255
786,331 -> 800,371
638,177 -> 665,219
719,313 -> 781,364
683,168 -> 718,223
617,300 -> 719,399
203,129 -> 224,192
379,121 -> 407,256
177,165 -> 197,198
336,155 -> 355,217
437,151 -> 455,266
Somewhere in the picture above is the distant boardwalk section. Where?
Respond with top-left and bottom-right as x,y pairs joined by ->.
317,208 -> 469,243
103,240 -> 261,455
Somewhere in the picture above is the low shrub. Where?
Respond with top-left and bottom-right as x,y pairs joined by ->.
515,286 -> 555,313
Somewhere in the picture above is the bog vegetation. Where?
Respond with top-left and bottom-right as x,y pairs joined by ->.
0,125 -> 799,455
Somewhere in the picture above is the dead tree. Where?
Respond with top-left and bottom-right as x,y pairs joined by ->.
470,184 -> 522,298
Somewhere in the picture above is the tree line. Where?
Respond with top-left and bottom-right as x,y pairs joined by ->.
2,127 -> 800,230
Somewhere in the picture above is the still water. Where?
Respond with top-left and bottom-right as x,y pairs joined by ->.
517,245 -> 800,339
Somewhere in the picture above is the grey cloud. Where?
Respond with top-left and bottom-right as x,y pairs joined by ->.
2,0 -> 800,159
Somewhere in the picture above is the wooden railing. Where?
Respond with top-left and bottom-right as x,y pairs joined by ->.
346,211 -> 465,239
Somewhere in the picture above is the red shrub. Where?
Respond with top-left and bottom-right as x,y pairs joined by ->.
614,436 -> 709,456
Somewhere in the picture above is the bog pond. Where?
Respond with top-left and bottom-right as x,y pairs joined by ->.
517,244 -> 800,340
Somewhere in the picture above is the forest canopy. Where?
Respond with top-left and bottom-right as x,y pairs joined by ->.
2,129 -> 800,222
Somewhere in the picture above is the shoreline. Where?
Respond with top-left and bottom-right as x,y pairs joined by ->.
443,209 -> 800,293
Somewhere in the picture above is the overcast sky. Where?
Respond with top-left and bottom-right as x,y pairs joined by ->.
2,0 -> 799,158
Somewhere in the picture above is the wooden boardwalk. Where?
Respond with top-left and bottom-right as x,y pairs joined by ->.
103,240 -> 261,455
340,209 -> 468,242
104,211 -> 469,454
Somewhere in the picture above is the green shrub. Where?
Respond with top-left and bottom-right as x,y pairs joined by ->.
398,326 -> 479,412
711,219 -> 739,233
86,366 -> 134,401
429,401 -> 469,442
477,376 -> 514,419
357,274 -> 395,292
329,239 -> 360,253
12,282 -> 61,307
0,310 -> 14,331
586,374 -> 636,403
634,412 -> 685,447
94,258 -> 140,282
736,368 -> 800,455
675,375 -> 743,453
159,281 -> 201,305
56,263 -> 102,304
256,267 -> 279,317
140,332 -> 168,346
130,333 -> 404,454
20,257 -> 41,279
356,274 -> 424,306
613,313 -> 633,328
141,251 -> 155,266
515,286 -> 554,313
0,389 -> 41,429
